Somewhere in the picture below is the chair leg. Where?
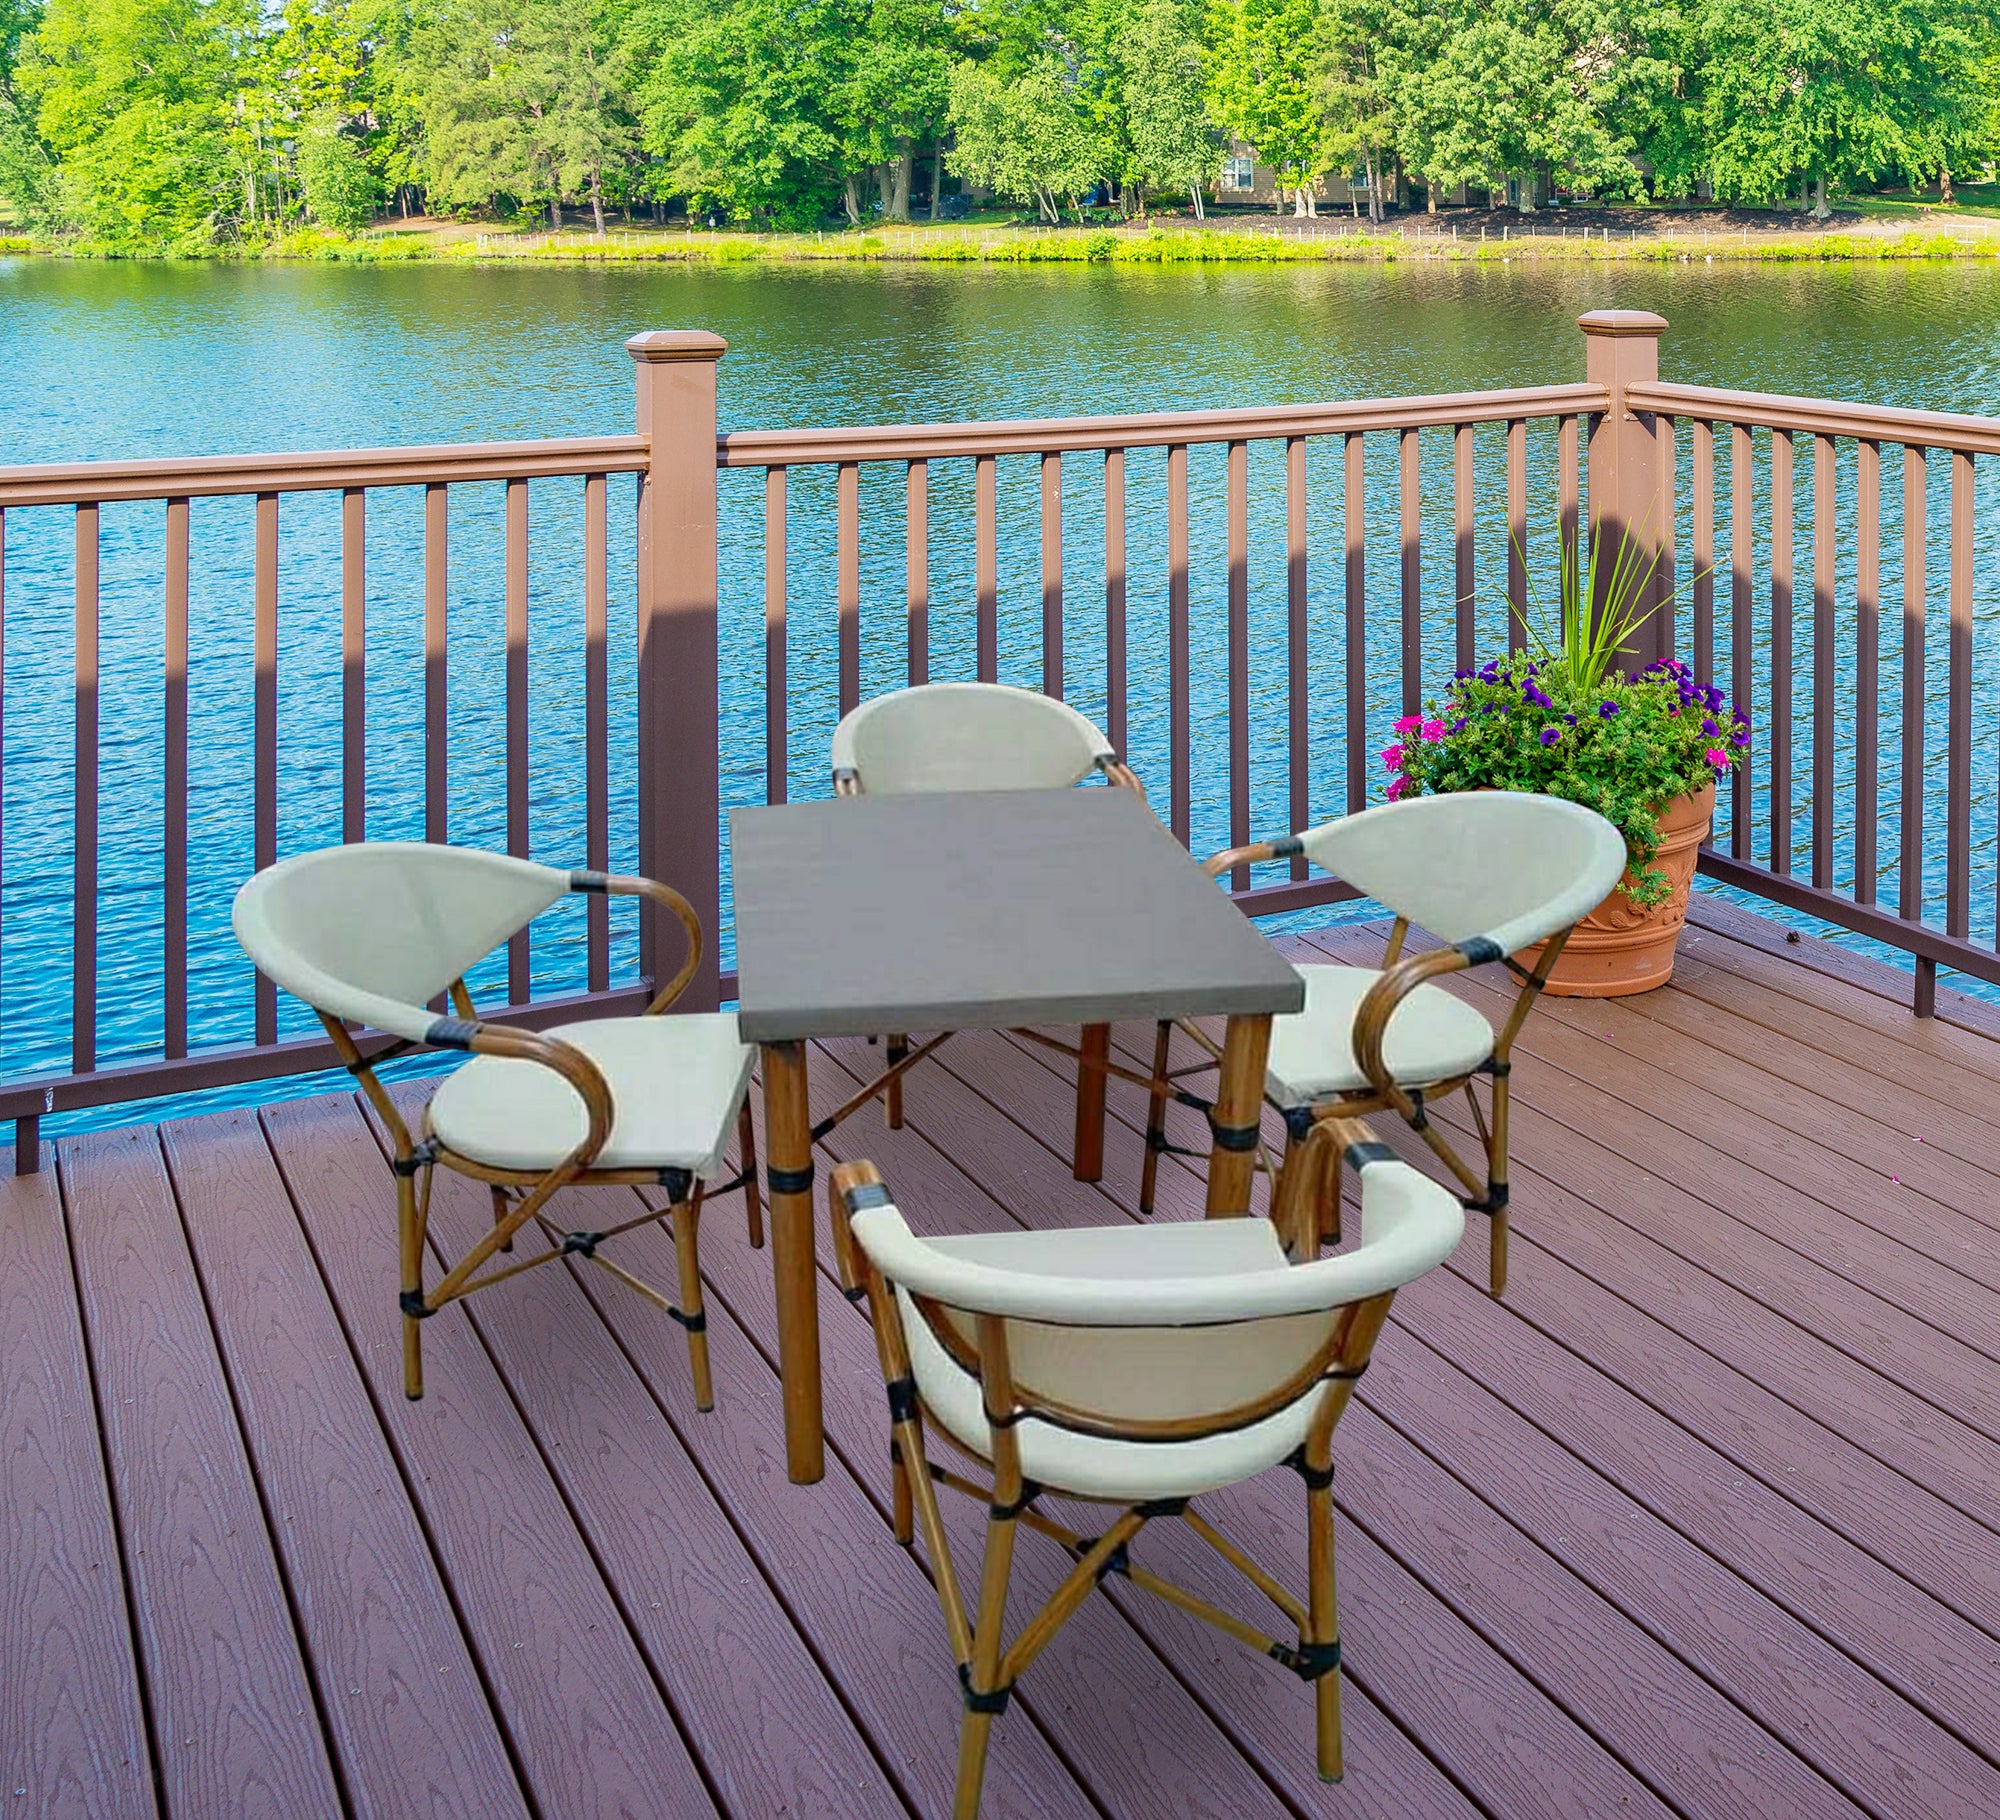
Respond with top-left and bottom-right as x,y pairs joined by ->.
890,1438 -> 915,1545
397,1164 -> 427,1402
1138,1018 -> 1173,1215
954,1506 -> 1020,1820
1270,1123 -> 1321,1261
886,1034 -> 908,1128
491,1184 -> 513,1251
1304,1438 -> 1344,1784
1486,1070 -> 1511,1299
737,1100 -> 764,1250
669,1194 -> 715,1411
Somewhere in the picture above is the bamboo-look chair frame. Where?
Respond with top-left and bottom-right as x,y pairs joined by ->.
1137,838 -> 1581,1298
313,868 -> 760,1407
827,1151 -> 1405,1818
830,682 -> 1146,1133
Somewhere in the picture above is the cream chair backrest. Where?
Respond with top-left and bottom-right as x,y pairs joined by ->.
233,842 -> 568,1042
831,682 -> 1115,795
851,1159 -> 1462,1434
1298,792 -> 1627,956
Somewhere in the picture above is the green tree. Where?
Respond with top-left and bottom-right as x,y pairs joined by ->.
1088,0 -> 1219,215
1316,0 -> 1394,219
297,116 -> 377,227
946,52 -> 1104,221
843,0 -> 953,220
1208,0 -> 1331,214
401,0 -> 637,229
15,0 -> 253,248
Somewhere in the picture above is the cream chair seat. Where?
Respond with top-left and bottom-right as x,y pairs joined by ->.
1263,966 -> 1496,1107
833,1147 -> 1463,1815
428,1013 -> 753,1177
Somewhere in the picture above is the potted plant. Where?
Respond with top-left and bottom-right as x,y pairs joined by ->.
1383,532 -> 1749,996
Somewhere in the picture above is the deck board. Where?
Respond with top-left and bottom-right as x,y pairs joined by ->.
9,907 -> 2000,1819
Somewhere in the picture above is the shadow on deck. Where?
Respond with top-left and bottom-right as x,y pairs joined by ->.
7,898 -> 2000,1819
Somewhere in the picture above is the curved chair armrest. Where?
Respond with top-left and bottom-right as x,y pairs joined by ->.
1093,755 -> 1146,797
1201,834 -> 1305,880
1349,937 -> 1505,1101
428,1016 -> 617,1173
569,870 -> 703,1013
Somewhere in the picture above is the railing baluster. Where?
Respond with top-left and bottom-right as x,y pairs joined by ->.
1692,421 -> 1715,690
1168,442 -> 1190,844
1400,427 -> 1421,716
1506,419 -> 1526,650
1769,431 -> 1794,876
164,499 -> 189,1059
1286,436 -> 1309,876
1656,416 -> 1677,661
254,492 -> 278,1045
975,453 -> 997,683
424,483 -> 448,844
1344,431 -> 1366,812
764,467 -> 788,806
1227,439 -> 1249,888
505,476 -> 530,1001
1104,449 -> 1126,761
905,459 -> 928,685
74,503 -> 99,1074
1558,414 -> 1580,576
1731,424 -> 1754,859
1453,423 -> 1474,673
837,461 -> 860,717
1811,434 -> 1835,889
1900,447 -> 1926,927
1041,451 -> 1063,698
585,473 -> 610,991
1948,448 -> 1973,939
342,487 -> 366,844
1854,440 -> 1880,906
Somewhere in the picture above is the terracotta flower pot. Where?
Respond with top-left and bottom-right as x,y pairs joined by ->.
1517,781 -> 1716,998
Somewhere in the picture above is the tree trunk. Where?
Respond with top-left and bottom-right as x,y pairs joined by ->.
589,168 -> 606,237
875,163 -> 893,219
1427,181 -> 1437,213
842,174 -> 863,227
1190,184 -> 1204,221
550,197 -> 562,230
1941,165 -> 1955,204
1812,174 -> 1829,220
930,141 -> 945,220
890,148 -> 912,222
1365,151 -> 1382,224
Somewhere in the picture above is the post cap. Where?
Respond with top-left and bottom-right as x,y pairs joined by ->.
1576,310 -> 1668,338
626,330 -> 729,364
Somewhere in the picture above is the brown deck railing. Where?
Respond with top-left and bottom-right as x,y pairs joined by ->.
0,311 -> 1993,1166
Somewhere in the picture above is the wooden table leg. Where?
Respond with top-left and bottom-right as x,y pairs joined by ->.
1071,1023 -> 1110,1181
761,1040 -> 824,1483
1205,1012 -> 1272,1218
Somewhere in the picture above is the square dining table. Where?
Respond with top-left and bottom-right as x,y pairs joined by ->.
730,784 -> 1306,1483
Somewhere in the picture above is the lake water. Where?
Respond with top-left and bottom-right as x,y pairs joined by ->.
4,257 -> 1999,1127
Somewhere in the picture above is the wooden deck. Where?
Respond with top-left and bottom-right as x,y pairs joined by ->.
8,897 -> 2000,1820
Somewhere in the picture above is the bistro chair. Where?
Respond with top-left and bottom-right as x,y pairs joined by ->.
1147,791 -> 1626,1296
827,1143 -> 1464,1816
830,680 -> 1144,1130
232,842 -> 758,1409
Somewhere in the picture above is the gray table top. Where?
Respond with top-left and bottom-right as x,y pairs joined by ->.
729,787 -> 1305,1043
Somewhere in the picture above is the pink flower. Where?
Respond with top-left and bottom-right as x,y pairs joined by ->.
1387,774 -> 1410,801
1421,719 -> 1447,741
1393,714 -> 1422,736
1704,746 -> 1729,768
1380,743 -> 1406,770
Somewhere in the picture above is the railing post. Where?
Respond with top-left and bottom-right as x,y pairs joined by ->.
1578,310 -> 1670,671
629,330 -> 727,1012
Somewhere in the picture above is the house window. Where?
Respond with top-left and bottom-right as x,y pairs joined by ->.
1222,155 -> 1255,192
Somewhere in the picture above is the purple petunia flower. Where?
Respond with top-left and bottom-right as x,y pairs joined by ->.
1702,717 -> 1719,735
1539,727 -> 1562,746
1564,712 -> 1578,725
1598,700 -> 1620,718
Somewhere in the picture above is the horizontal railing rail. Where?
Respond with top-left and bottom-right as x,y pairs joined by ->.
1,312 -> 1994,1167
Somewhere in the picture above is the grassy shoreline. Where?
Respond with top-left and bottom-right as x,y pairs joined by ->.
9,215 -> 2000,267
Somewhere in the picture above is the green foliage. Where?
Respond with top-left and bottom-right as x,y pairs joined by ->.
1388,657 -> 1748,904
3,0 -> 1999,247
298,118 -> 376,230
